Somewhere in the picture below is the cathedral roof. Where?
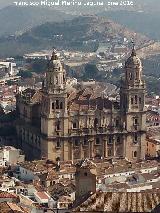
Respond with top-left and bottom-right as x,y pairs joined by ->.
73,191 -> 160,212
68,85 -> 114,111
125,46 -> 142,68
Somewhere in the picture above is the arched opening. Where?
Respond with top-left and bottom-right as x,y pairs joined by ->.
117,136 -> 120,143
115,118 -> 119,127
52,102 -> 54,110
74,139 -> 79,147
60,102 -> 63,109
95,138 -> 100,145
94,118 -> 98,128
56,121 -> 61,131
129,72 -> 132,80
131,97 -> 134,105
56,141 -> 61,148
134,151 -> 137,158
56,100 -> 59,109
73,121 -> 77,129
135,95 -> 138,104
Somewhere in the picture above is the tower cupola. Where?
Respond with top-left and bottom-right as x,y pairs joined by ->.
125,45 -> 142,86
46,49 -> 66,94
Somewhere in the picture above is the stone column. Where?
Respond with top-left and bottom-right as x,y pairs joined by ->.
113,136 -> 116,157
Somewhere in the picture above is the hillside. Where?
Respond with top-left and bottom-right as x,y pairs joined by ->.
0,16 -> 150,57
0,6 -> 73,36
98,10 -> 160,40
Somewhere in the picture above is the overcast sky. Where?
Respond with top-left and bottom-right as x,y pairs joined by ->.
0,0 -> 159,10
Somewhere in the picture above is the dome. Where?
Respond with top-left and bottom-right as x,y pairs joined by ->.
125,47 -> 142,68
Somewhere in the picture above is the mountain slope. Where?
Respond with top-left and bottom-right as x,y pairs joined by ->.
98,10 -> 160,40
0,16 -> 150,57
0,6 -> 73,36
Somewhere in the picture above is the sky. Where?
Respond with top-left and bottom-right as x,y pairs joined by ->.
0,0 -> 160,11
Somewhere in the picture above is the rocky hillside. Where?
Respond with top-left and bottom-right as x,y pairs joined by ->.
0,16 -> 150,57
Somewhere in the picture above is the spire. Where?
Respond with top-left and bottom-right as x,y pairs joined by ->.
131,41 -> 136,57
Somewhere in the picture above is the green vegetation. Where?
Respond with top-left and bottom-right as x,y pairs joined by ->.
18,70 -> 33,78
83,64 -> 99,80
27,59 -> 48,74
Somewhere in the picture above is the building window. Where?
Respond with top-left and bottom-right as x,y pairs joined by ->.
56,121 -> 61,131
95,138 -> 100,145
108,136 -> 112,144
115,119 -> 119,127
52,102 -> 54,110
56,100 -> 59,109
129,73 -> 132,80
74,139 -> 79,147
73,122 -> 77,129
83,139 -> 88,146
94,118 -> 98,128
60,102 -> 63,109
133,133 -> 138,143
139,97 -> 141,104
117,136 -> 120,143
131,97 -> 134,105
56,141 -> 61,148
133,151 -> 137,158
134,118 -> 138,125
135,95 -> 138,104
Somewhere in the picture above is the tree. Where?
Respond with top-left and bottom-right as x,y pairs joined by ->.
84,64 -> 98,80
18,70 -> 33,78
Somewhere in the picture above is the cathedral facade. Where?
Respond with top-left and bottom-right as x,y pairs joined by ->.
15,48 -> 146,162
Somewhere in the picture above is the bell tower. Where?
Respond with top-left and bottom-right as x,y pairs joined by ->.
120,45 -> 146,161
41,49 -> 69,161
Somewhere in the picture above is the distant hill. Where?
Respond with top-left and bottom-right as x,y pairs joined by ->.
0,6 -> 73,36
0,16 -> 150,57
98,10 -> 160,40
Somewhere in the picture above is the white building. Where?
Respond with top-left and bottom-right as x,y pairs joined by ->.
0,146 -> 25,166
0,61 -> 16,76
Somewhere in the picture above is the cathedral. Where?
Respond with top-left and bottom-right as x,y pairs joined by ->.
15,47 -> 146,162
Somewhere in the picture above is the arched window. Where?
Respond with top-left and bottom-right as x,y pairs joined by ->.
94,118 -> 98,128
131,97 -> 134,105
115,119 -> 119,127
108,136 -> 112,144
134,133 -> 138,143
52,102 -> 54,110
139,97 -> 142,104
83,139 -> 88,146
96,138 -> 100,145
56,76 -> 58,84
117,136 -> 120,143
56,121 -> 61,131
74,139 -> 79,147
56,141 -> 61,148
60,102 -> 63,109
129,73 -> 132,80
134,151 -> 137,158
135,95 -> 138,104
56,100 -> 59,109
73,121 -> 77,129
